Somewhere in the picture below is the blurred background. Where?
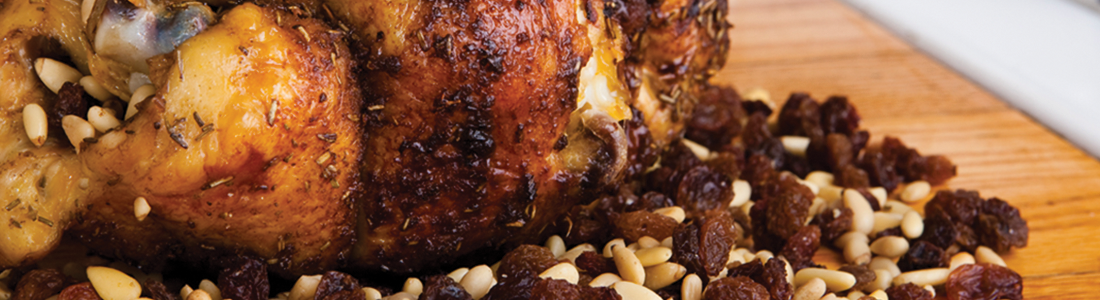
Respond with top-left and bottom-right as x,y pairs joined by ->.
841,0 -> 1100,158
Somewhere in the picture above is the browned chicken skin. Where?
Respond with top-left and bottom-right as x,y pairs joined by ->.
0,0 -> 730,276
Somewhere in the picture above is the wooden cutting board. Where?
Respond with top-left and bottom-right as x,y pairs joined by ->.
717,0 -> 1100,298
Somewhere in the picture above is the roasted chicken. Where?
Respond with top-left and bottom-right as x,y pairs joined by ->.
0,0 -> 732,276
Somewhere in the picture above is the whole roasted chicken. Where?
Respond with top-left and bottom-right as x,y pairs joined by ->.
0,0 -> 731,276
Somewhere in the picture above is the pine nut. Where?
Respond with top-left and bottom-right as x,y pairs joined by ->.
742,87 -> 772,104
612,244 -> 645,284
80,76 -> 114,101
756,250 -> 774,263
198,279 -> 221,300
975,246 -> 1007,267
546,235 -> 566,257
654,206 -> 686,223
383,292 -> 416,300
781,136 -> 811,157
844,189 -> 874,234
869,236 -> 909,258
23,104 -> 48,147
661,237 -> 673,248
949,252 -> 975,271
627,243 -> 640,252
461,265 -> 494,299
872,212 -> 903,235
561,243 -> 597,263
883,200 -> 914,216
793,277 -> 826,300
808,198 -> 826,223
403,277 -> 423,296
180,285 -> 194,300
447,268 -> 469,282
805,171 -> 835,187
589,273 -> 621,287
362,288 -> 382,300
126,85 -> 156,119
288,275 -> 321,300
186,289 -> 211,300
848,290 -> 866,299
635,247 -> 672,267
869,257 -> 901,278
870,187 -> 888,206
87,106 -> 121,132
868,289 -> 888,300
900,181 -> 931,202
892,268 -> 950,287
730,180 -> 752,207
794,268 -> 857,292
35,58 -> 82,94
820,293 -> 839,300
642,262 -> 686,290
86,266 -> 141,300
740,201 -> 754,216
740,249 -> 757,262
62,115 -> 95,153
637,236 -> 660,249
538,262 -> 579,285
796,179 -> 820,196
134,197 -> 150,222
923,285 -> 936,297
681,274 -> 702,300
901,210 -> 923,239
819,185 -> 844,204
865,269 -> 893,292
603,238 -> 625,258
839,232 -> 871,265
682,139 -> 712,161
728,248 -> 746,265
610,281 -> 662,300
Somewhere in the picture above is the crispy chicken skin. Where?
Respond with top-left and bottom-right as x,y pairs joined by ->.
325,0 -> 639,272
0,0 -> 94,268
0,0 -> 731,276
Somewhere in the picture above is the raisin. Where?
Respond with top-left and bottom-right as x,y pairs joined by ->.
839,265 -> 877,293
529,279 -> 580,300
58,282 -> 101,300
483,275 -> 541,300
49,82 -> 91,130
622,107 -> 659,182
764,188 -> 812,239
685,85 -> 744,149
945,263 -> 1023,300
497,245 -> 559,281
574,251 -> 616,276
885,283 -> 933,300
758,258 -> 792,300
315,271 -> 362,300
859,150 -> 902,192
14,269 -> 72,300
780,226 -> 821,271
925,190 -> 982,225
811,208 -> 853,244
612,210 -> 678,242
818,96 -> 860,136
743,113 -> 785,164
672,210 -> 738,280
897,240 -> 947,272
675,165 -> 733,216
142,280 -> 179,300
915,155 -> 957,185
629,192 -> 673,212
976,198 -> 1029,253
741,100 -> 773,117
918,211 -> 958,249
777,93 -> 823,140
835,164 -> 870,189
727,260 -> 763,278
703,276 -> 770,300
216,257 -> 269,300
706,151 -> 744,181
822,133 -> 856,172
421,275 -> 473,300
873,227 -> 903,240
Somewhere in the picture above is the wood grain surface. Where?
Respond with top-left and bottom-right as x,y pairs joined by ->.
718,0 -> 1100,298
